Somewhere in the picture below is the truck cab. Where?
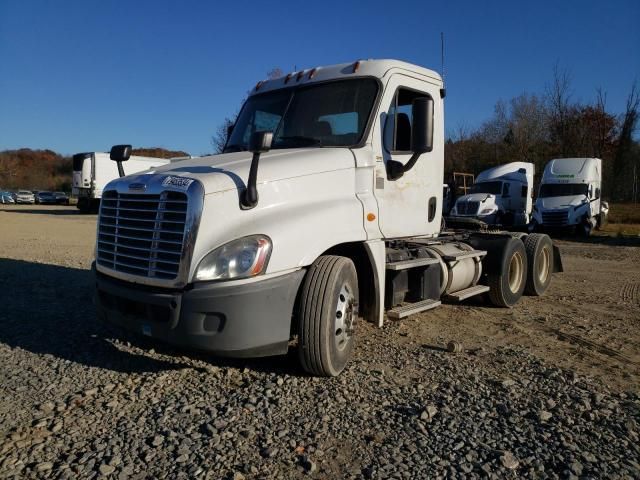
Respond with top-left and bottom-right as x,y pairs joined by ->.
532,158 -> 607,235
449,162 -> 534,226
95,60 -> 561,376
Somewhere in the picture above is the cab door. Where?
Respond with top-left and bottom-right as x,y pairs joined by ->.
372,74 -> 443,238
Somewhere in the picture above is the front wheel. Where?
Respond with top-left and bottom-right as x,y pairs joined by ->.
297,256 -> 359,377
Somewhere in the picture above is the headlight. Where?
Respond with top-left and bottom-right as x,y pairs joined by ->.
480,208 -> 497,215
194,235 -> 272,282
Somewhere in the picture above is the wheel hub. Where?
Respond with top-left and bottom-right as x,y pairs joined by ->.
334,284 -> 355,351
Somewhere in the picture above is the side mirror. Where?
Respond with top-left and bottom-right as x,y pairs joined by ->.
110,144 -> 132,178
110,145 -> 132,162
410,97 -> 434,154
387,96 -> 434,181
241,131 -> 273,209
249,131 -> 273,153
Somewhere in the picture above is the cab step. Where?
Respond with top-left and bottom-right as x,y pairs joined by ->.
386,257 -> 439,271
387,299 -> 441,319
445,284 -> 490,301
441,250 -> 487,261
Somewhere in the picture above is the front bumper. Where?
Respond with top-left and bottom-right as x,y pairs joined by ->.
95,269 -> 305,357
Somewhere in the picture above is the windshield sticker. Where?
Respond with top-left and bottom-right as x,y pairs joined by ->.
162,176 -> 194,190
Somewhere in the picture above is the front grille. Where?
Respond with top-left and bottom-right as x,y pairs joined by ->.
457,201 -> 479,215
542,210 -> 569,227
97,190 -> 188,279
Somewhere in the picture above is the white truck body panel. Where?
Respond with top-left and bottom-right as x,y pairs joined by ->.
451,162 -> 534,226
532,157 -> 603,231
72,153 -> 172,200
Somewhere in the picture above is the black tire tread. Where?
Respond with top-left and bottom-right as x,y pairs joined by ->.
523,233 -> 552,296
299,255 -> 346,376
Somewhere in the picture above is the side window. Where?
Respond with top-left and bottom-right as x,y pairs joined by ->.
384,88 -> 429,153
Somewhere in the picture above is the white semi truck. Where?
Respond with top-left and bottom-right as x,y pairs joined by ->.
449,162 -> 534,227
72,152 -> 174,212
531,157 -> 608,236
94,59 -> 562,376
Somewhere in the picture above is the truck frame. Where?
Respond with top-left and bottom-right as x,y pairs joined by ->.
94,59 -> 562,376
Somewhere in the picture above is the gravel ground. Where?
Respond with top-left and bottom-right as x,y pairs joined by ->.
1,205 -> 639,479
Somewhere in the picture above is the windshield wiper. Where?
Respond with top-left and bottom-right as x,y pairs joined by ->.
223,144 -> 248,153
275,136 -> 322,147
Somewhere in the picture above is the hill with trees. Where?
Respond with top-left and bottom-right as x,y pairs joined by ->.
0,147 -> 189,192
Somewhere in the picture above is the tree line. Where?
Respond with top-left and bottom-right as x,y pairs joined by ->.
0,147 -> 188,192
445,66 -> 639,202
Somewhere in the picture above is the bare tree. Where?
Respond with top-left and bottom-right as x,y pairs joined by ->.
614,82 -> 640,201
546,63 -> 573,156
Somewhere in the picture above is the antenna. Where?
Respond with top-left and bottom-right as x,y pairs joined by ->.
440,32 -> 446,99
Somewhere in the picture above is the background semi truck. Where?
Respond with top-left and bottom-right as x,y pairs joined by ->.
72,152 -> 174,212
449,162 -> 534,227
94,59 -> 562,376
531,157 -> 609,236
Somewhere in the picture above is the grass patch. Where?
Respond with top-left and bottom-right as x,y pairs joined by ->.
599,223 -> 640,237
608,203 -> 640,224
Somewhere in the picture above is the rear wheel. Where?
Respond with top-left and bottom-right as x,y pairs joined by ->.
523,233 -> 553,296
487,238 -> 527,308
297,256 -> 358,377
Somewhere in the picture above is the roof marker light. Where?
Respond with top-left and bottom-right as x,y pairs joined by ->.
284,73 -> 293,84
255,80 -> 264,91
308,68 -> 317,79
352,61 -> 361,73
296,70 -> 305,81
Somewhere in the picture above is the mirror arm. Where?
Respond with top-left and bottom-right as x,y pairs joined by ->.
117,162 -> 125,178
386,152 -> 422,181
241,152 -> 261,209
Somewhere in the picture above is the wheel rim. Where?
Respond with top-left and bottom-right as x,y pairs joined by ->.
334,283 -> 355,352
508,251 -> 524,293
537,245 -> 550,284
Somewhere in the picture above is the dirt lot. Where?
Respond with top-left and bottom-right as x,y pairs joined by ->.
1,205 -> 638,391
1,205 -> 639,479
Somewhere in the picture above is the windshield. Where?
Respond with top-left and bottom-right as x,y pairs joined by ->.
539,183 -> 588,198
470,181 -> 502,195
225,78 -> 379,152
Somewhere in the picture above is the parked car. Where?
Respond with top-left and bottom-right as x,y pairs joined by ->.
36,191 -> 58,204
53,191 -> 70,205
0,191 -> 15,204
15,190 -> 35,204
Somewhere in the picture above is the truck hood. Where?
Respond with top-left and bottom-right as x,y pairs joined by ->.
135,148 -> 355,195
456,193 -> 495,203
537,195 -> 587,210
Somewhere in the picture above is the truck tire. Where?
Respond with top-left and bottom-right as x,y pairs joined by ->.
297,255 -> 358,377
77,198 -> 89,213
523,233 -> 553,296
487,238 -> 527,308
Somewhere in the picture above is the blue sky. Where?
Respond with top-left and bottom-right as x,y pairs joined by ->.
1,0 -> 638,156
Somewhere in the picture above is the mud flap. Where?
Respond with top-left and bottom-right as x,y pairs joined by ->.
552,244 -> 564,273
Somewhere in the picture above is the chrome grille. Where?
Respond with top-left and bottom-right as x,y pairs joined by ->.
97,190 -> 188,279
457,201 -> 479,215
542,210 -> 569,227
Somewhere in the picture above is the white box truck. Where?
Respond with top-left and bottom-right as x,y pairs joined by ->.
72,152 -> 174,212
531,157 -> 608,236
449,162 -> 534,227
93,60 -> 562,376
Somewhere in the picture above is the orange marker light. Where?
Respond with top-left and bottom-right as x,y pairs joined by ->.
352,61 -> 360,73
255,80 -> 264,91
308,68 -> 317,79
284,73 -> 293,84
367,213 -> 376,222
